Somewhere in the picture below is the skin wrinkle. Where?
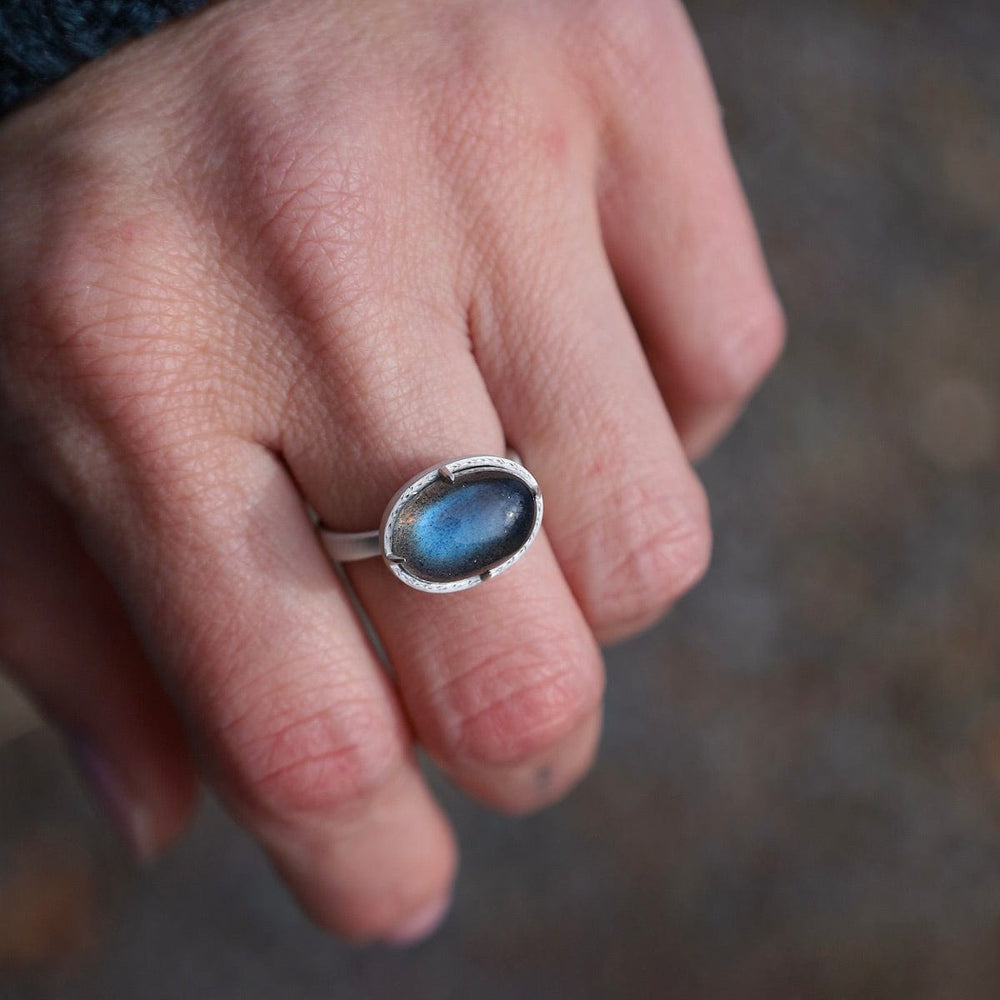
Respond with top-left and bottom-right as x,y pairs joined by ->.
256,753 -> 419,849
446,136 -> 587,337
7,239 -> 256,468
227,701 -> 406,819
112,456 -> 296,689
166,84 -> 406,448
474,269 -> 587,426
412,599 -> 600,764
591,484 -> 711,628
164,154 -> 333,430
156,568 -> 308,700
417,12 -> 599,321
450,659 -> 601,767
417,608 -> 575,712
206,645 -> 385,747
458,134 -> 600,391
78,206 -> 287,437
227,143 -> 474,492
409,576 -> 580,701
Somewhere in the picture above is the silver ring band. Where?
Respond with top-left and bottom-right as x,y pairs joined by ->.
317,451 -> 542,593
320,528 -> 384,564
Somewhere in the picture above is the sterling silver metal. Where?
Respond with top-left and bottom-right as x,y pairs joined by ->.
317,451 -> 542,593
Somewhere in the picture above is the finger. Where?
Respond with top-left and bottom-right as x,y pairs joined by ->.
595,1 -> 784,459
281,299 -> 605,816
355,536 -> 605,815
470,191 -> 712,644
65,436 -> 457,942
0,444 -> 197,858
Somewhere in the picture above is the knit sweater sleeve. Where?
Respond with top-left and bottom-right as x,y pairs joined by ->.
1,0 -> 211,117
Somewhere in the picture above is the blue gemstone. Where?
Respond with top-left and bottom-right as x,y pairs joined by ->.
390,471 -> 537,583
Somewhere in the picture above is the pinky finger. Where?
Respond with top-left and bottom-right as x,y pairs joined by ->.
0,444 -> 198,859
597,2 -> 784,459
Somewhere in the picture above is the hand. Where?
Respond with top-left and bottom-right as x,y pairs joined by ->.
0,0 -> 783,942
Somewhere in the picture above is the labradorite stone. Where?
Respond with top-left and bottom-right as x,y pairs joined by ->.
390,471 -> 536,583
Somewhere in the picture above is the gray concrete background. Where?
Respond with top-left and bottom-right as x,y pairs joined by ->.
2,1 -> 999,997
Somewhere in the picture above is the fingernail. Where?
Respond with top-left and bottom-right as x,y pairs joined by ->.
384,896 -> 451,947
67,736 -> 155,862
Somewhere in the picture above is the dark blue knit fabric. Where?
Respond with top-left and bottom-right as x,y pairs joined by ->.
1,0 -> 210,116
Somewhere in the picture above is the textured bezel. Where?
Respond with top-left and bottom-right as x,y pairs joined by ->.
380,454 -> 543,593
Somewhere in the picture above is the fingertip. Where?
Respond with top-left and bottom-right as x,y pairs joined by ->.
677,402 -> 744,463
383,894 -> 452,947
254,749 -> 460,944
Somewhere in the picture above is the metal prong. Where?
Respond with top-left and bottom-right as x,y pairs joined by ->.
480,569 -> 493,582
387,553 -> 407,565
437,465 -> 456,483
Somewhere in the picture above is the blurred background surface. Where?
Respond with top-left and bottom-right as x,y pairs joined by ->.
2,1 -> 998,997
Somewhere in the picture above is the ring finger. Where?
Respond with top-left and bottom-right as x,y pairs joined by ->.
281,287 -> 605,815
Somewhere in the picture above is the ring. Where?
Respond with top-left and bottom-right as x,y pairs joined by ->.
318,453 -> 543,593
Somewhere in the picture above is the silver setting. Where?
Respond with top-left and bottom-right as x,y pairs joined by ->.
380,454 -> 542,594
317,452 -> 541,593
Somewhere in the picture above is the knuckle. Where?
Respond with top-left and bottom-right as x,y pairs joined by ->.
585,480 -> 713,636
223,695 -> 407,822
427,11 -> 592,210
2,204 -> 225,490
432,636 -> 604,769
698,291 -> 787,403
568,0 -> 683,99
9,207 -> 187,396
7,215 -> 113,383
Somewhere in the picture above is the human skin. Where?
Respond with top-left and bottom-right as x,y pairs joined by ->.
0,0 -> 783,943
